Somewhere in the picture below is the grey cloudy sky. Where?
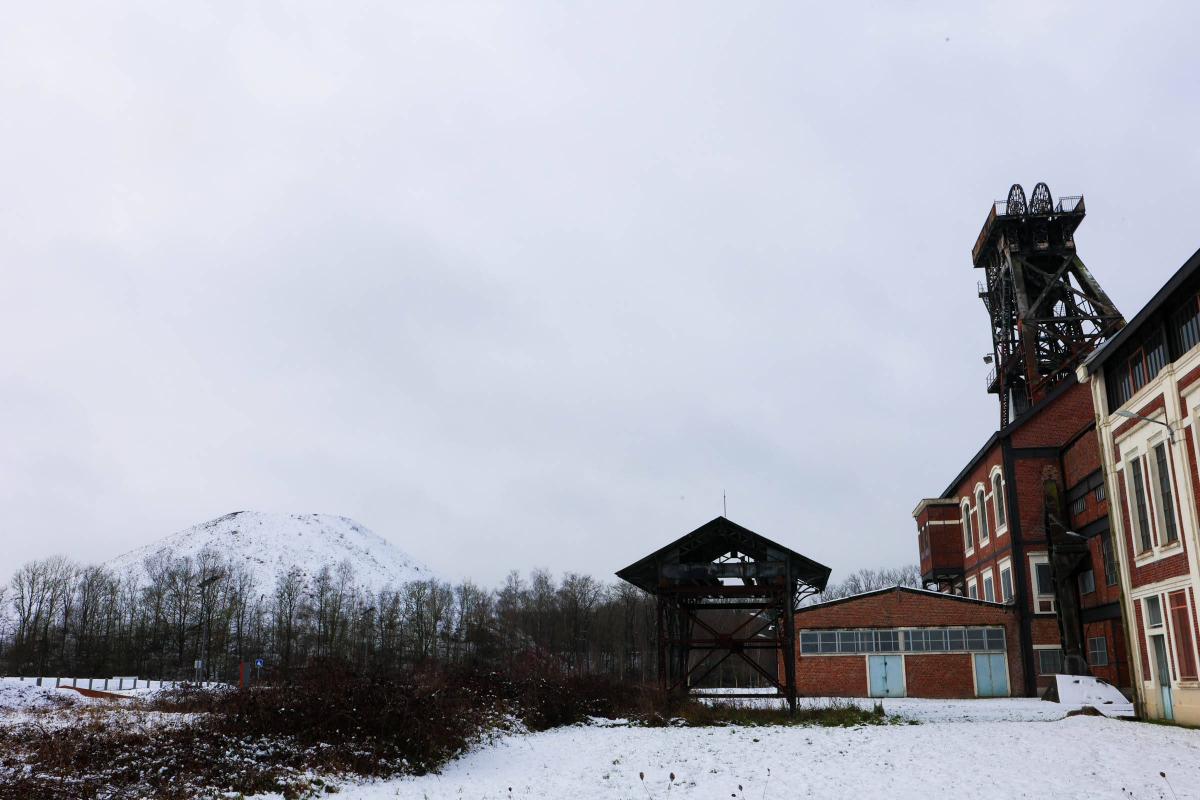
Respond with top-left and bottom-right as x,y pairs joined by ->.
2,2 -> 1199,587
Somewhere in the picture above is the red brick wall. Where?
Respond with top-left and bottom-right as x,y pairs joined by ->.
1080,535 -> 1122,608
905,653 -> 976,698
1083,618 -> 1131,689
916,502 -> 965,578
794,655 -> 867,697
788,588 -> 1026,697
1064,428 -> 1102,490
1010,382 -> 1095,450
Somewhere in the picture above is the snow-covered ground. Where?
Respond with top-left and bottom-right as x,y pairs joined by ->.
0,680 -> 89,713
0,678 -> 200,731
288,700 -> 1200,800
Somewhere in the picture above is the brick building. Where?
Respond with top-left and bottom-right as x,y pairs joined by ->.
909,185 -> 1131,698
1079,246 -> 1200,723
912,380 -> 1130,696
788,587 -> 1023,698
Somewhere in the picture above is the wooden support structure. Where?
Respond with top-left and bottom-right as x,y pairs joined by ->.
616,516 -> 830,713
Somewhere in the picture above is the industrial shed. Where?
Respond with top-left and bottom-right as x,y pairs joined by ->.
786,586 -> 1026,698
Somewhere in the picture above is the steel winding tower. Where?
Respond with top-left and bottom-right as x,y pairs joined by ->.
973,183 -> 1124,426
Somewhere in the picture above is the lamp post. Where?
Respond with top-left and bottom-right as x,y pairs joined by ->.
1113,409 -> 1176,443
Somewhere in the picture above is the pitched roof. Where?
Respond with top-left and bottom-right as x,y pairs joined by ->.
795,584 -> 1009,613
615,516 -> 831,595
1083,244 -> 1200,373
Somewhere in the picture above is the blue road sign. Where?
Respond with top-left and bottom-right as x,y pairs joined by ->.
255,658 -> 264,668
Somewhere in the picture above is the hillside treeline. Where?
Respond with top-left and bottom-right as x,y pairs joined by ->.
0,553 -> 918,683
0,552 -> 658,682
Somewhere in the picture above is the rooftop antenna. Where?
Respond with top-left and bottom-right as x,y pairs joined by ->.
723,491 -> 727,517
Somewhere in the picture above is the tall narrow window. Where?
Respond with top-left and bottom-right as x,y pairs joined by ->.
1130,458 -> 1153,552
1035,562 -> 1054,595
983,574 -> 995,603
1088,637 -> 1109,667
993,474 -> 1006,527
1146,595 -> 1164,628
1033,558 -> 1055,613
1169,591 -> 1198,680
1100,531 -> 1117,586
1173,294 -> 1200,354
962,501 -> 974,552
1078,569 -> 1095,595
977,488 -> 989,542
1153,443 -> 1179,544
1000,567 -> 1014,603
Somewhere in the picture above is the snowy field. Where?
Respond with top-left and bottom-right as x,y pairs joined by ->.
300,699 -> 1200,800
7,682 -> 1199,799
0,678 -> 202,732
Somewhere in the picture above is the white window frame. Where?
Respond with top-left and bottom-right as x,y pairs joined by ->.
1145,594 -> 1164,629
1088,636 -> 1109,667
1146,435 -> 1181,548
998,557 -> 1014,604
990,466 -> 1008,536
1034,644 -> 1065,676
975,483 -> 990,546
962,499 -> 974,555
981,567 -> 995,603
1124,446 -> 1155,555
1029,553 -> 1055,614
1166,589 -> 1200,683
967,575 -> 978,600
1117,405 -> 1193,568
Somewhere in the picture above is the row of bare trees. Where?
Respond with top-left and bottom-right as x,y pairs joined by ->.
0,553 -> 661,683
0,553 -> 919,683
814,565 -> 923,602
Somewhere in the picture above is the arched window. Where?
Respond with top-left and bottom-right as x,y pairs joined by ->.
962,500 -> 974,552
993,472 -> 1006,528
977,487 -> 990,542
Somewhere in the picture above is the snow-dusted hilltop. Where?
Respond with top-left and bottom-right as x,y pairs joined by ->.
107,511 -> 434,593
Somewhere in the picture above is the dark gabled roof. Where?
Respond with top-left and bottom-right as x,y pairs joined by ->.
615,516 -> 831,595
795,585 -> 1010,614
1084,245 -> 1200,373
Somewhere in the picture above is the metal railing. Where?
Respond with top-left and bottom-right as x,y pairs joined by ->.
992,195 -> 1084,217
1055,195 -> 1083,213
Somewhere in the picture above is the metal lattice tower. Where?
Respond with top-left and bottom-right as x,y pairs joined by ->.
973,183 -> 1124,426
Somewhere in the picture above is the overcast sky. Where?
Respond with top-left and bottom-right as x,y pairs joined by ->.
2,2 -> 1199,588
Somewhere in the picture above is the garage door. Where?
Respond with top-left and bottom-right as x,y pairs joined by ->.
974,653 -> 1009,697
868,655 -> 905,697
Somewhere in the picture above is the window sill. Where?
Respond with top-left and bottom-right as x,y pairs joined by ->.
1135,545 -> 1184,568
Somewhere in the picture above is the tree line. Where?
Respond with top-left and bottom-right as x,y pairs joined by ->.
0,552 -> 918,683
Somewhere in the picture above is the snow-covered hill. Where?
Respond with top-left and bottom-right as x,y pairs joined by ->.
107,512 -> 434,593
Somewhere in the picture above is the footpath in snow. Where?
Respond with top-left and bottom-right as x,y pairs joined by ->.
302,699 -> 1200,800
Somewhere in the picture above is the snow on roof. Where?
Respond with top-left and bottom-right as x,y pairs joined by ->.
798,584 -> 1010,612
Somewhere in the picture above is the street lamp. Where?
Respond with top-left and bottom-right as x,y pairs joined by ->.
1113,410 -> 1175,443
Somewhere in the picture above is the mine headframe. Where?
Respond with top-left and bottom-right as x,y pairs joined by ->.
615,516 -> 831,713
973,183 -> 1124,426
